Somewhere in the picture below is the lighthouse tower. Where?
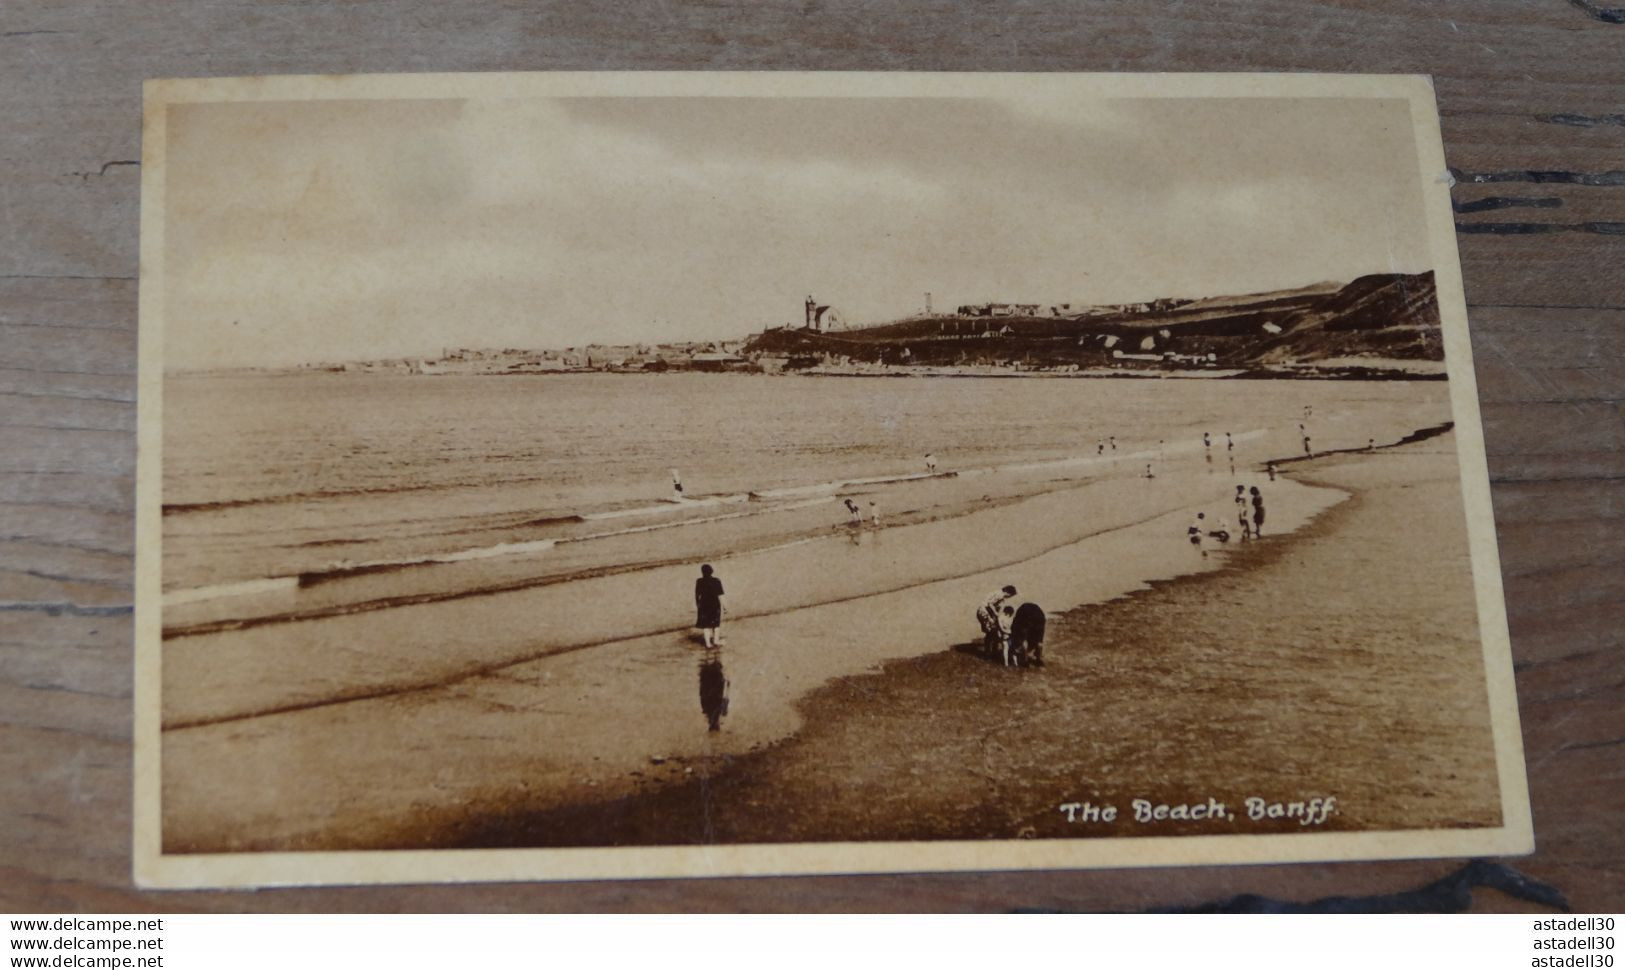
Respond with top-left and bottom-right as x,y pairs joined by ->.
804,294 -> 836,331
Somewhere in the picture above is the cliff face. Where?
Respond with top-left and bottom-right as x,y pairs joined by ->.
744,271 -> 1442,374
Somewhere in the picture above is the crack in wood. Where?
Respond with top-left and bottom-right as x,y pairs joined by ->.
1559,736 -> 1625,752
0,567 -> 129,589
1567,0 -> 1625,22
0,602 -> 133,617
0,275 -> 136,282
1469,302 -> 1625,311
1,422 -> 133,435
1456,221 -> 1625,234
1539,112 -> 1625,127
1450,167 -> 1625,186
1452,196 -> 1563,214
68,160 -> 140,182
1513,646 -> 1619,673
8,681 -> 132,701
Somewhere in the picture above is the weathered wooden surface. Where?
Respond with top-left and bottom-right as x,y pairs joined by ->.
2,0 -> 1620,912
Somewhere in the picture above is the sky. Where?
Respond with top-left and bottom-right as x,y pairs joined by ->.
162,94 -> 1431,369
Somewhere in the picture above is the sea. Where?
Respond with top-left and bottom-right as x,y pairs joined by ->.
162,370 -> 1448,595
159,370 -> 1468,848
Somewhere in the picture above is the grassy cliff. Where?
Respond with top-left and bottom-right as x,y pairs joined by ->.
744,271 -> 1441,375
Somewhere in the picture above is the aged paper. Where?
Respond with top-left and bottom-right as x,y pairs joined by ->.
134,72 -> 1531,888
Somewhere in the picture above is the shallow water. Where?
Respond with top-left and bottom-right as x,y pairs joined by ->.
163,372 -> 1444,590
163,466 -> 1349,851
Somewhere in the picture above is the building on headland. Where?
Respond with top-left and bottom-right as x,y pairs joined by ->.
690,352 -> 751,372
954,302 -> 1046,318
804,295 -> 839,331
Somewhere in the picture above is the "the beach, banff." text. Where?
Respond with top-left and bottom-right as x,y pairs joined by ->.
1057,796 -> 1339,826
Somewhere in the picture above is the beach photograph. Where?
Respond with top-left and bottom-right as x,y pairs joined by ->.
135,73 -> 1529,885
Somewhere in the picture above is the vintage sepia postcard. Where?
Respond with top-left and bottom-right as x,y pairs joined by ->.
134,72 -> 1532,888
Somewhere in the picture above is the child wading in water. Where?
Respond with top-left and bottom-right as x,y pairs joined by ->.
1188,512 -> 1208,557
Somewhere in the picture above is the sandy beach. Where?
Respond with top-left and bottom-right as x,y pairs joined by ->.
441,434 -> 1502,848
160,410 -> 1500,852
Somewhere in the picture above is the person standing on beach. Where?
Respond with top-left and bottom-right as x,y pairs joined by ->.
694,564 -> 725,648
671,468 -> 684,499
1251,486 -> 1266,537
1226,431 -> 1234,453
1188,512 -> 1208,555
1234,485 -> 1252,540
869,500 -> 882,527
1110,436 -> 1117,452
1266,461 -> 1277,482
1203,432 -> 1211,450
924,453 -> 937,474
1097,442 -> 1105,456
843,498 -> 862,525
1302,433 -> 1312,456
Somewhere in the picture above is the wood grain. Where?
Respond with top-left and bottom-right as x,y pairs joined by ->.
2,0 -> 1620,912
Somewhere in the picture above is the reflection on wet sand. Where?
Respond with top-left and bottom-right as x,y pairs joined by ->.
159,382 -> 1466,852
699,649 -> 730,732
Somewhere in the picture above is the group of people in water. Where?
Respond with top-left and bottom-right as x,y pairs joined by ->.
1187,484 -> 1267,553
697,563 -> 1050,678
686,421 -> 1316,693
844,497 -> 881,526
840,453 -> 943,527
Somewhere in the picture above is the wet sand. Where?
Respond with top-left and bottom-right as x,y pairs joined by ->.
159,432 -> 1332,729
161,428 -> 1502,852
160,467 -> 1342,851
441,435 -> 1503,848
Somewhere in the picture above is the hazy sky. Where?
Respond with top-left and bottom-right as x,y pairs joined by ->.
163,94 -> 1430,369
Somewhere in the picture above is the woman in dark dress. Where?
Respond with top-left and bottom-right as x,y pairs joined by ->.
1250,486 -> 1265,537
694,563 -> 725,647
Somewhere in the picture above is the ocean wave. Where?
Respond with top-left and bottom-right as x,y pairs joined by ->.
298,538 -> 562,587
163,429 -> 1276,610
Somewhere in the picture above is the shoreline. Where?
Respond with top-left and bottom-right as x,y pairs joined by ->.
158,397 -> 1475,853
162,458 -> 1344,851
437,433 -> 1501,850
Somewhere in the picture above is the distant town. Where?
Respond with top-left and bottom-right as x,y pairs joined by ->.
284,271 -> 1446,381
